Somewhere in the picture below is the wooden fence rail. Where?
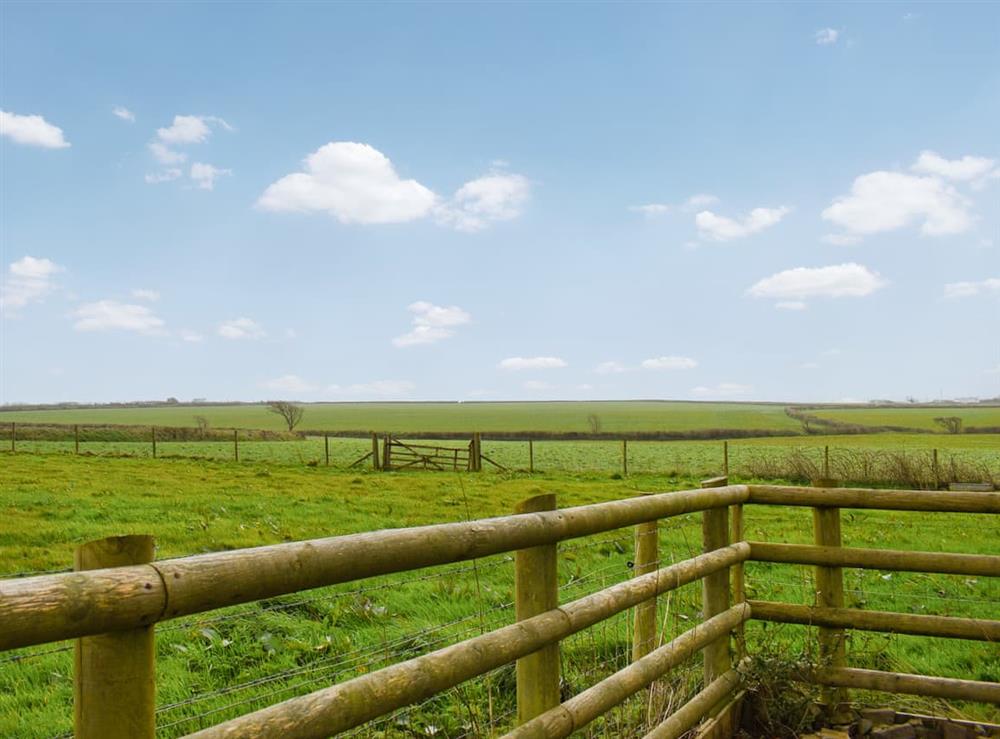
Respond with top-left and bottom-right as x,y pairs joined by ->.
0,482 -> 998,739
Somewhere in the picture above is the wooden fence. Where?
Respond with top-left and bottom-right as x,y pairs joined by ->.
1,481 -> 998,738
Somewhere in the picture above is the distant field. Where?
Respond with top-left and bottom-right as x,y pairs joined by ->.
810,406 -> 1000,431
0,401 -> 803,434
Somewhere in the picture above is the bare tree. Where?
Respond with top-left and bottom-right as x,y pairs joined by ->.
193,415 -> 210,438
586,414 -> 603,434
933,416 -> 963,434
269,401 -> 305,432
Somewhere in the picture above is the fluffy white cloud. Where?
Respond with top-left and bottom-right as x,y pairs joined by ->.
149,142 -> 186,165
326,380 -> 416,398
190,162 -> 231,191
641,356 -> 698,370
262,374 -> 317,394
155,114 -> 231,144
822,171 -> 972,237
218,317 -> 266,340
258,142 -> 529,231
595,360 -> 627,374
130,288 -> 160,302
815,28 -> 839,45
943,278 -> 1000,298
0,110 -> 70,148
72,300 -> 165,334
629,193 -> 718,217
144,168 -> 182,184
257,142 -> 438,224
911,150 -> 996,182
691,383 -> 752,398
749,263 -> 886,305
695,206 -> 790,241
392,301 -> 471,347
112,106 -> 136,123
499,356 -> 568,370
0,256 -> 63,312
436,173 -> 530,231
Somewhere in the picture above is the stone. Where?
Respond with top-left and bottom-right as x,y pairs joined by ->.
862,709 -> 898,726
872,726 -> 917,739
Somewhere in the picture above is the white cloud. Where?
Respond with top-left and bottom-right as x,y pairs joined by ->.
943,278 -> 1000,298
218,317 -> 266,340
1,256 -> 63,312
629,193 -> 718,217
326,380 -> 415,398
775,301 -> 807,311
499,356 -> 567,371
595,360 -> 627,374
130,288 -> 160,302
145,168 -> 182,184
911,150 -> 996,182
258,141 -> 529,230
72,300 -> 165,334
262,374 -> 317,394
0,110 -> 70,148
392,301 -> 471,347
748,263 -> 886,305
641,356 -> 698,370
257,142 -> 438,224
190,162 -> 231,191
156,114 -> 231,145
822,171 -> 972,237
179,329 -> 204,343
149,142 -> 187,165
436,172 -> 530,231
695,206 -> 790,241
112,106 -> 135,123
692,383 -> 752,399
815,28 -> 839,45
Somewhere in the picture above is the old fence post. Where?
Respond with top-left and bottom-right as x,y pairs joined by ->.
730,499 -> 746,659
324,434 -> 330,466
382,434 -> 392,470
10,422 -> 14,453
633,493 -> 659,661
723,440 -> 729,476
622,439 -> 628,477
812,476 -> 849,718
370,432 -> 380,471
74,535 -> 156,739
515,493 -> 559,724
700,476 -> 732,697
75,424 -> 80,454
233,429 -> 239,462
528,439 -> 534,473
151,427 -> 157,459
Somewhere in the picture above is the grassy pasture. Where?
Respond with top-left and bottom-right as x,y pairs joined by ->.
1,454 -> 998,736
809,406 -> 1000,431
0,400 -> 803,434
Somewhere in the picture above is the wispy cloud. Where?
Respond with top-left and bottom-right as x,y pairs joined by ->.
594,360 -> 627,374
261,374 -> 317,394
629,193 -> 718,217
392,301 -> 471,347
112,106 -> 136,123
326,380 -> 416,398
72,300 -> 165,334
1,256 -> 64,313
498,356 -> 567,370
130,288 -> 160,302
695,206 -> 790,241
943,277 -> 1000,298
217,317 -> 266,340
190,162 -> 231,191
815,28 -> 839,45
691,383 -> 752,399
0,110 -> 70,148
641,356 -> 697,370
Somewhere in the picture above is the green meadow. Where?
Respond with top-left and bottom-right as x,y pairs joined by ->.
0,453 -> 997,736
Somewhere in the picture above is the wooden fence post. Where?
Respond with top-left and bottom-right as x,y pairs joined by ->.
151,427 -> 157,459
74,535 -> 156,739
382,434 -> 391,471
812,477 -> 849,719
730,502 -> 746,660
824,446 -> 830,478
632,494 -> 658,661
10,422 -> 15,453
472,432 -> 482,472
233,429 -> 239,462
324,434 -> 330,467
371,432 -> 380,471
622,439 -> 629,477
932,448 -> 940,489
723,441 -> 729,477
515,493 -> 560,724
700,476 -> 731,694
75,424 -> 80,454
529,439 -> 534,473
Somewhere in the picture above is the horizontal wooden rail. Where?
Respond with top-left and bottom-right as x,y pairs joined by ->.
747,484 -> 1000,513
0,485 -> 748,651
749,601 -> 1000,641
808,667 -> 1000,704
182,545 -> 751,739
749,542 -> 1000,577
502,605 -> 751,738
644,668 -> 742,739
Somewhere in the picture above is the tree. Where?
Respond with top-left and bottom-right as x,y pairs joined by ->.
193,415 -> 210,437
933,416 -> 963,434
586,414 -> 603,434
269,401 -> 305,431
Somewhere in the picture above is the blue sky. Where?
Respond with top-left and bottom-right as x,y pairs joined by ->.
1,2 -> 998,404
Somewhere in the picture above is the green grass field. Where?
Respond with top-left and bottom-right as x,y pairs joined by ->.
1,453 -> 997,736
0,401 -> 804,434
810,406 -> 1000,431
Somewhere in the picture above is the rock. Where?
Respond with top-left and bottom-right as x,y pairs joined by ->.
862,709 -> 898,726
858,719 -> 875,736
942,724 -> 970,739
872,726 -> 917,739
